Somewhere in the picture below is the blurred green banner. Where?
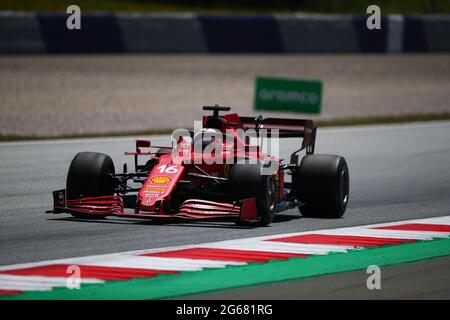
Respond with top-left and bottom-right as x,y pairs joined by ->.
254,77 -> 322,113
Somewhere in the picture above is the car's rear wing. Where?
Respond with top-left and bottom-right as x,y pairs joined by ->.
239,116 -> 317,155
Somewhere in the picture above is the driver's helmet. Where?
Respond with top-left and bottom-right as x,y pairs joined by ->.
193,128 -> 222,150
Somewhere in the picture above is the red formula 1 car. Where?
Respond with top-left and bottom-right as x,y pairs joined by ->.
48,105 -> 349,226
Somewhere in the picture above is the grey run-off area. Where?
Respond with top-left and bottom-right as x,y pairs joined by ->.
0,54 -> 449,136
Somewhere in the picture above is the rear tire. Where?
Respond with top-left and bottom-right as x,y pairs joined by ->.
66,152 -> 115,219
230,164 -> 276,226
296,154 -> 349,218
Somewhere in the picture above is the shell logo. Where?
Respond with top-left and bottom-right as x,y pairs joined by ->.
150,176 -> 172,184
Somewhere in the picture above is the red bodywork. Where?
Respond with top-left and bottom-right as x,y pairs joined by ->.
49,110 -> 316,223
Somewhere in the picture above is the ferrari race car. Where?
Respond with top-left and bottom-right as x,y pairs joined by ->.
48,105 -> 349,226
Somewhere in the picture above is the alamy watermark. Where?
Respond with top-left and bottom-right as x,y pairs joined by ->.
170,121 -> 280,175
66,264 -> 81,289
366,5 -> 381,30
64,5 -> 381,32
66,5 -> 81,30
366,265 -> 381,290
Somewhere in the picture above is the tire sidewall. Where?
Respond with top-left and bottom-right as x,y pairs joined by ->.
296,154 -> 349,218
66,152 -> 115,200
230,162 -> 276,226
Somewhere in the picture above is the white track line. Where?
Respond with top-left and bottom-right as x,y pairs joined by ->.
73,256 -> 245,272
317,228 -> 450,240
0,275 -> 102,292
207,241 -> 355,255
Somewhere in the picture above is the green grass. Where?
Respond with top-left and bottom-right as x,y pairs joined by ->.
1,0 -> 450,14
2,113 -> 450,142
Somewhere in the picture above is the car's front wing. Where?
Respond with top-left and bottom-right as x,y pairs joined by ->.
47,189 -> 258,222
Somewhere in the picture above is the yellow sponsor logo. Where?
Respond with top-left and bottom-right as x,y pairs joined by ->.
144,186 -> 166,193
150,176 -> 172,184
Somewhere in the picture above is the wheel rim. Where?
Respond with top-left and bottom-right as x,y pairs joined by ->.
266,176 -> 276,211
339,169 -> 349,207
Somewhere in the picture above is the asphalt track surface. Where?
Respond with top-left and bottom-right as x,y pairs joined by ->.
1,120 -> 450,267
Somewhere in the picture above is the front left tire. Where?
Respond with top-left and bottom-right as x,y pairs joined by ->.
66,151 -> 115,218
229,163 -> 276,226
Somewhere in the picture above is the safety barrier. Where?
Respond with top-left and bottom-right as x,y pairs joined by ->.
0,12 -> 448,53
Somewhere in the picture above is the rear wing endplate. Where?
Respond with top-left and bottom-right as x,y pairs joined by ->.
240,116 -> 317,155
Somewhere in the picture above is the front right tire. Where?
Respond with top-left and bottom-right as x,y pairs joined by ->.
295,154 -> 349,218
